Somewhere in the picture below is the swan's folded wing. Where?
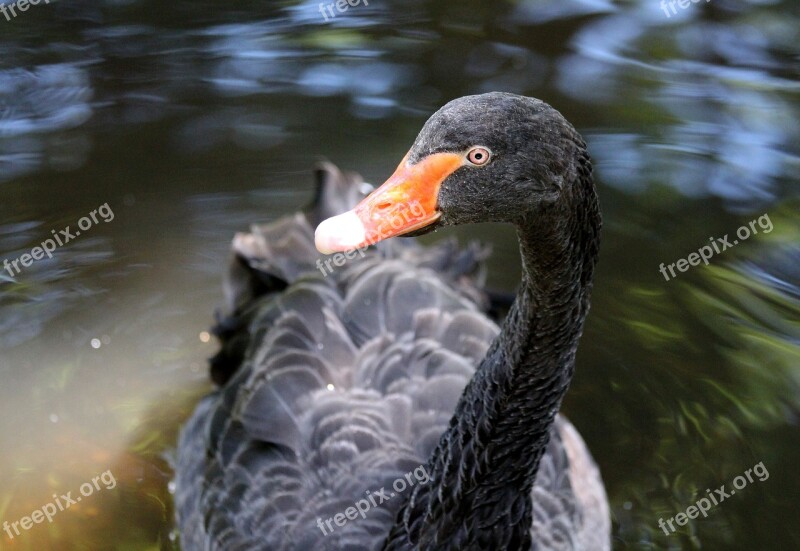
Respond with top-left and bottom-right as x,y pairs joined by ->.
176,163 -> 609,551
531,416 -> 610,551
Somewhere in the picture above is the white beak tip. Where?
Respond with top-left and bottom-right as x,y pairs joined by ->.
314,211 -> 367,255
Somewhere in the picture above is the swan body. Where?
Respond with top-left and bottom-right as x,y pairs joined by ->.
176,93 -> 610,550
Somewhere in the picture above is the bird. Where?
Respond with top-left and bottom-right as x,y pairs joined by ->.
175,92 -> 609,551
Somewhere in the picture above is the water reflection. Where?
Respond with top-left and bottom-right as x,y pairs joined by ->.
0,64 -> 93,182
575,201 -> 800,549
560,3 -> 800,207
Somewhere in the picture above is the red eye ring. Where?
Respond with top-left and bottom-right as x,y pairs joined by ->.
466,147 -> 491,166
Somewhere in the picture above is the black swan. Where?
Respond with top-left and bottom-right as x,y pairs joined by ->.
176,92 -> 609,550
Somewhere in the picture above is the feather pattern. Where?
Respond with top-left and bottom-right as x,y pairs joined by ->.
176,162 -> 609,551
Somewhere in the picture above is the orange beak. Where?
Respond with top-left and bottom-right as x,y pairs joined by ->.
315,152 -> 464,254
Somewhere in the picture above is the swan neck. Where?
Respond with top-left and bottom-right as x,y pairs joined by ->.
384,184 -> 601,551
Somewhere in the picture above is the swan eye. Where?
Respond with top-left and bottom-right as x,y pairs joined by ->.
466,147 -> 491,166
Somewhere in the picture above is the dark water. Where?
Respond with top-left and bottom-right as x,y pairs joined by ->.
1,0 -> 798,549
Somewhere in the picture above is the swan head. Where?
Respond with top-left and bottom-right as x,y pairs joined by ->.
315,92 -> 586,255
